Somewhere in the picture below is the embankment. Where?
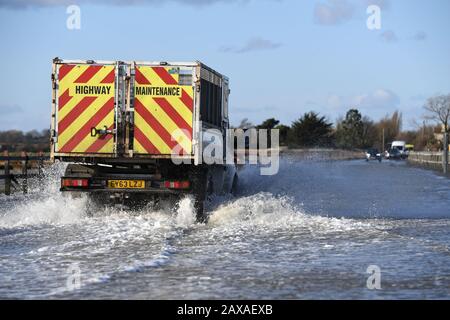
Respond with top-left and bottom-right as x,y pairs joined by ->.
280,148 -> 362,161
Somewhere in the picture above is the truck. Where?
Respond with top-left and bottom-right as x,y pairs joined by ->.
50,58 -> 238,222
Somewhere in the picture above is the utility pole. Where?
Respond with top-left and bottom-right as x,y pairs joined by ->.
422,121 -> 425,142
443,132 -> 449,175
4,150 -> 11,196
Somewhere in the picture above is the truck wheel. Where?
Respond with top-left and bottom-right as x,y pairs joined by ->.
231,174 -> 239,195
194,176 -> 211,223
193,195 -> 207,223
191,169 -> 209,223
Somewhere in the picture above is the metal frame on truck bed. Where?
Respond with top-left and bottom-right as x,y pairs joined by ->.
51,58 -> 230,162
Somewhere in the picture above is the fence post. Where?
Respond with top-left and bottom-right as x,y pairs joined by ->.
443,132 -> 449,175
22,151 -> 28,194
4,150 -> 11,195
38,151 -> 43,177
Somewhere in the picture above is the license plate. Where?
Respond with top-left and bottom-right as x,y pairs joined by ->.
107,180 -> 145,189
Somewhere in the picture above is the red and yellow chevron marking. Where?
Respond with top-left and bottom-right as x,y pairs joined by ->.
133,66 -> 193,155
56,64 -> 116,154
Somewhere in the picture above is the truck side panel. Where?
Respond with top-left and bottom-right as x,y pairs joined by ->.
133,65 -> 194,156
54,63 -> 117,156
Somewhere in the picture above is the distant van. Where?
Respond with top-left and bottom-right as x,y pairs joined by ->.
392,141 -> 406,151
392,141 -> 407,158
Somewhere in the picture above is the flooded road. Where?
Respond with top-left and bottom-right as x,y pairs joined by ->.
1,158 -> 450,299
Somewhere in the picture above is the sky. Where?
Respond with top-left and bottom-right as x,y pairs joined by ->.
0,0 -> 449,131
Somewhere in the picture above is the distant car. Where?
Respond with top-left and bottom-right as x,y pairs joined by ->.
386,148 -> 402,160
365,148 -> 382,162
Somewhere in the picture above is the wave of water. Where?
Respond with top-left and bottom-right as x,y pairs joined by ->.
0,160 -> 379,228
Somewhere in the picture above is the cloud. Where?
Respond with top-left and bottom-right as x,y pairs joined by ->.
220,37 -> 282,54
0,104 -> 23,114
359,89 -> 400,109
363,0 -> 390,10
234,105 -> 277,113
380,30 -> 398,43
0,105 -> 27,130
413,31 -> 427,41
314,0 -> 355,25
327,95 -> 343,109
0,0 -> 279,9
410,94 -> 427,102
327,89 -> 400,111
0,104 -> 49,131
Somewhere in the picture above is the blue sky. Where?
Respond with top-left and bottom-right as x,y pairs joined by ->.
0,0 -> 449,131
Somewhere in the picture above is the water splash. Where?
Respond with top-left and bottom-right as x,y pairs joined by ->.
207,192 -> 377,235
175,196 -> 196,227
0,162 -> 88,228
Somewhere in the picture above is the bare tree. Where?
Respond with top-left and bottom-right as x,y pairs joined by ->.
424,94 -> 450,133
375,110 -> 402,145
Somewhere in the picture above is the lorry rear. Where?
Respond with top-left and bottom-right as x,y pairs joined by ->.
50,58 -> 237,221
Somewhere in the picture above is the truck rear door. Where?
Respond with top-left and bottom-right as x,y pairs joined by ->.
52,61 -> 117,156
132,64 -> 194,156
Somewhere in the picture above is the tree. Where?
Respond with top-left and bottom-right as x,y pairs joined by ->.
336,109 -> 364,149
237,118 -> 254,129
375,110 -> 402,150
25,130 -> 40,141
0,129 -> 50,152
256,118 -> 281,148
288,112 -> 333,147
361,116 -> 378,149
275,124 -> 290,146
256,118 -> 279,130
424,94 -> 450,133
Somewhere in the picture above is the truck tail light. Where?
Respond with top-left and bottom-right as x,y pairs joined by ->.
62,178 -> 89,188
164,180 -> 190,189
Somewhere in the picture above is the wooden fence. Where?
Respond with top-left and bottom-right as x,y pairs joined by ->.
0,151 -> 49,195
408,151 -> 449,174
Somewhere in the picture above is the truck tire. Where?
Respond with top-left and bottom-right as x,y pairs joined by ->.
193,195 -> 206,223
231,173 -> 238,195
190,168 -> 209,223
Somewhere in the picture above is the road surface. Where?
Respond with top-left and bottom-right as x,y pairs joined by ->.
1,157 -> 449,299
